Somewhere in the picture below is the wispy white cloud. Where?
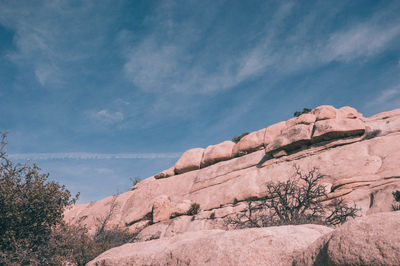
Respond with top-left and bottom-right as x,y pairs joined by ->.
122,1 -> 400,95
375,87 -> 400,104
322,23 -> 400,63
90,109 -> 124,124
0,0 -> 116,87
8,152 -> 181,161
365,85 -> 400,112
122,2 -> 296,94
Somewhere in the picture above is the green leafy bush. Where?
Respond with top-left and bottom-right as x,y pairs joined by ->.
0,133 -> 133,265
0,133 -> 79,264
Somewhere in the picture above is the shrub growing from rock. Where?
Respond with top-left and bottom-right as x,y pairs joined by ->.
293,108 -> 312,117
232,132 -> 250,143
187,203 -> 200,215
225,165 -> 359,229
392,190 -> 400,211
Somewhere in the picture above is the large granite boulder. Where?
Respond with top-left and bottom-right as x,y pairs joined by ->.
312,105 -> 337,121
312,118 -> 365,141
174,148 -> 204,174
154,166 -> 174,179
201,140 -> 235,167
232,128 -> 266,157
88,225 -> 332,266
294,212 -> 400,266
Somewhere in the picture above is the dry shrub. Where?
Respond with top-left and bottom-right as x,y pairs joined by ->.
392,190 -> 400,211
225,165 -> 359,229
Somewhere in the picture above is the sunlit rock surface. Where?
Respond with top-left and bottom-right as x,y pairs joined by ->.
64,105 -> 400,264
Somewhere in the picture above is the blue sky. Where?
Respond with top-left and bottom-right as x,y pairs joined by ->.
1,0 -> 400,203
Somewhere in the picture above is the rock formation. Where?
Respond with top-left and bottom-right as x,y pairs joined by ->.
64,105 -> 400,264
88,224 -> 332,266
293,211 -> 400,265
88,212 -> 400,266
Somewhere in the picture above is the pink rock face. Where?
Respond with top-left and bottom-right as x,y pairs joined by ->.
152,195 -> 172,223
286,113 -> 316,127
232,128 -> 266,157
294,212 -> 400,266
88,225 -> 332,266
338,106 -> 363,119
312,118 -> 365,141
312,105 -> 337,121
265,123 -> 313,153
201,140 -> 235,168
263,121 -> 287,147
174,147 -> 204,174
64,106 -> 400,252
154,166 -> 174,179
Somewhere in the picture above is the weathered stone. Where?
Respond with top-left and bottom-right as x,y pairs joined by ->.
364,109 -> 400,138
312,118 -> 365,141
286,113 -> 316,127
266,124 -> 313,153
293,212 -> 400,266
174,148 -> 204,174
312,105 -> 337,121
338,106 -> 363,119
172,199 -> 192,216
154,166 -> 174,179
272,149 -> 288,158
88,225 -> 332,266
263,121 -> 287,147
232,128 -> 266,157
201,140 -> 235,167
153,195 -> 172,223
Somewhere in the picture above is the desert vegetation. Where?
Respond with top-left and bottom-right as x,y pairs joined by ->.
0,133 -> 133,265
293,108 -> 312,117
392,190 -> 400,211
232,132 -> 249,143
225,165 -> 360,229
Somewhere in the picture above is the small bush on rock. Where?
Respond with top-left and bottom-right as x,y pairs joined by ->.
392,190 -> 400,211
187,203 -> 200,215
225,165 -> 359,229
232,132 -> 249,143
293,108 -> 312,117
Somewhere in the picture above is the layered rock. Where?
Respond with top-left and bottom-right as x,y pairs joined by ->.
64,106 -> 400,242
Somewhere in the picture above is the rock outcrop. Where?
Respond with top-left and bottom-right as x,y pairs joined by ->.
64,105 -> 400,264
88,224 -> 332,266
293,211 -> 400,266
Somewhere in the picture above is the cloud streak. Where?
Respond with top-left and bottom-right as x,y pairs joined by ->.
0,0 -> 118,88
90,109 -> 124,124
8,152 -> 181,161
122,1 -> 400,95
